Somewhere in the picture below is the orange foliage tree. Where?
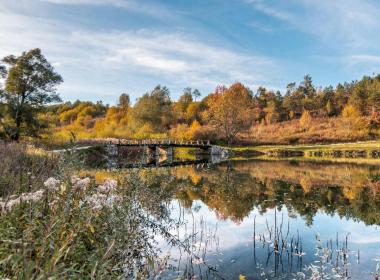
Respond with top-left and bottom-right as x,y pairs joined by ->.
203,83 -> 254,145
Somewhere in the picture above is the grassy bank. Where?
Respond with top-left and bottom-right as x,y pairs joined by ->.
231,140 -> 380,164
244,116 -> 378,145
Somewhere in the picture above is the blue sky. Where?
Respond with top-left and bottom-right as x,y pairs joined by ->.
1,0 -> 380,104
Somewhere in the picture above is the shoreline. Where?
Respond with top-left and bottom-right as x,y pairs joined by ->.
229,140 -> 380,164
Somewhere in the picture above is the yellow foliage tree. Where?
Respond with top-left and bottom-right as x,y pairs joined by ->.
188,120 -> 201,139
204,83 -> 254,145
299,110 -> 312,130
341,104 -> 363,133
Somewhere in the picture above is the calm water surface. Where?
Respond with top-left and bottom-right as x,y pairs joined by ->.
94,151 -> 380,279
145,160 -> 380,279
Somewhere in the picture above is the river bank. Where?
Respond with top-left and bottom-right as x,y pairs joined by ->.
230,140 -> 380,164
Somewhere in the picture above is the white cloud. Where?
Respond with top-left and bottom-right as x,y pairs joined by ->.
247,21 -> 274,33
247,0 -> 380,50
41,0 -> 128,4
37,0 -> 171,19
301,0 -> 380,49
246,0 -> 294,22
347,55 -> 380,65
0,4 -> 278,101
70,29 -> 277,88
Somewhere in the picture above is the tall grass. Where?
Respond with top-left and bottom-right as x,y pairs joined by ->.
0,142 -> 59,198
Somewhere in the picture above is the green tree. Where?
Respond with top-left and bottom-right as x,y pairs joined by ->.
299,74 -> 316,98
118,93 -> 130,113
349,82 -> 368,115
178,88 -> 193,111
283,90 -> 304,119
0,65 -> 6,135
369,91 -> 380,112
192,89 -> 201,101
130,85 -> 173,134
299,75 -> 316,111
0,49 -> 63,140
318,86 -> 335,116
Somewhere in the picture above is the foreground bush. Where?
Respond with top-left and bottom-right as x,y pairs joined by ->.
0,144 -> 181,279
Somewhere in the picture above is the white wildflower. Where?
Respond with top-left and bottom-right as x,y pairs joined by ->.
84,193 -> 107,211
84,192 -> 122,211
4,197 -> 21,211
71,175 -> 80,184
44,177 -> 60,192
2,189 -> 45,212
97,179 -> 117,194
73,177 -> 91,191
20,189 -> 44,202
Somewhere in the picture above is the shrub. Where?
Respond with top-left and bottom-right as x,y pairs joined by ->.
299,110 -> 312,130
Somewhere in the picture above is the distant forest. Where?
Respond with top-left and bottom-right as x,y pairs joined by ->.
1,49 -> 380,145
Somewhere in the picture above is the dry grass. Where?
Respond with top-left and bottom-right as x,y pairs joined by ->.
245,117 -> 376,145
0,141 -> 59,197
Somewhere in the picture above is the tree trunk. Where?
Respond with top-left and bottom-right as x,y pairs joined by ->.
13,116 -> 21,141
11,95 -> 24,141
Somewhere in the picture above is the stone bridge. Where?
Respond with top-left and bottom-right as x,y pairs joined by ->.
105,139 -> 227,157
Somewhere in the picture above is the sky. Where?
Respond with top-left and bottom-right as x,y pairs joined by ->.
1,0 -> 380,104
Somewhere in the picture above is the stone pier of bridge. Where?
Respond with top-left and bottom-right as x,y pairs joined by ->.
147,146 -> 174,157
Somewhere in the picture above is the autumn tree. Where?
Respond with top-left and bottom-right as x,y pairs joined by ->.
368,110 -> 380,133
203,83 -> 254,145
341,104 -> 363,133
0,49 -> 63,140
299,110 -> 312,130
185,102 -> 201,123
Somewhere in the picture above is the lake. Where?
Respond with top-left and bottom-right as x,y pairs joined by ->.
101,158 -> 380,279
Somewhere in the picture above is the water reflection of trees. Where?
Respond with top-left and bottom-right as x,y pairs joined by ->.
79,161 -> 380,278
115,160 -> 380,226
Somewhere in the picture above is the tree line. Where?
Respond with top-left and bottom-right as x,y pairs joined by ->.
1,49 -> 379,144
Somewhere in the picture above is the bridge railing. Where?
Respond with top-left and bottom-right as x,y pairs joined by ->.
115,139 -> 211,146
